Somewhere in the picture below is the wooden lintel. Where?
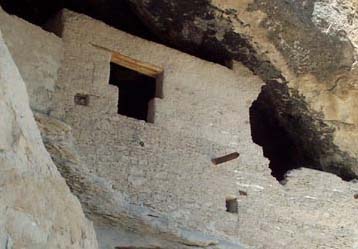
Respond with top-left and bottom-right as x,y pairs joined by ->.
212,152 -> 240,165
91,43 -> 163,78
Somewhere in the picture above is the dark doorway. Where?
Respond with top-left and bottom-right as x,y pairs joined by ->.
109,62 -> 156,122
249,83 -> 303,182
250,82 -> 356,183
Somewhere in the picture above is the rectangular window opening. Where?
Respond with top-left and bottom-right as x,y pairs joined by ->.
109,52 -> 163,123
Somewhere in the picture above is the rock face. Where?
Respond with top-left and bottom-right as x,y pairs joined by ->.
34,112 -> 245,249
130,0 -> 358,180
0,29 -> 98,249
2,0 -> 357,180
35,115 -> 358,249
0,6 -> 357,249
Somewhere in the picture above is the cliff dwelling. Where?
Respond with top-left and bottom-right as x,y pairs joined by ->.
0,1 -> 357,249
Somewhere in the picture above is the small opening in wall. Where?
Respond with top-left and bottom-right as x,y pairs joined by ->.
226,198 -> 238,214
74,93 -> 90,106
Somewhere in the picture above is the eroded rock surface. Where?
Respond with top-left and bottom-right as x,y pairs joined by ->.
34,97 -> 358,249
0,29 -> 98,249
1,5 -> 357,249
130,0 -> 358,179
0,7 -> 63,114
34,112 -> 245,249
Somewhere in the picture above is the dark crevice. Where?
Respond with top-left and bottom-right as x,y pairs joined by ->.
250,81 -> 357,182
250,84 -> 302,181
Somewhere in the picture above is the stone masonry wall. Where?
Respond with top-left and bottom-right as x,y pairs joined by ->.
49,9 -> 269,244
0,7 -> 63,113
2,7 -> 357,249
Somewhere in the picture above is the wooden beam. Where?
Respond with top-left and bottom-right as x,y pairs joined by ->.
91,43 -> 163,78
211,152 -> 240,165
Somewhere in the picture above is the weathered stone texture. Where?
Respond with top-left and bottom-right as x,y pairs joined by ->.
0,28 -> 98,249
0,8 -> 63,114
45,10 -> 263,248
312,0 -> 358,65
1,6 -> 357,249
35,112 -> 245,249
130,0 -> 358,179
43,10 -> 357,249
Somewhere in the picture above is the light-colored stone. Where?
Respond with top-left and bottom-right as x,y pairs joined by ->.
227,0 -> 358,177
35,112 -> 245,249
42,9 -> 260,248
0,27 -> 98,249
1,6 -> 357,249
0,8 -> 63,113
42,10 -> 356,249
130,0 -> 358,179
312,0 -> 358,65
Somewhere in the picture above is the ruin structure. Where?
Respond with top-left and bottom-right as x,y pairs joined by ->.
0,5 -> 357,249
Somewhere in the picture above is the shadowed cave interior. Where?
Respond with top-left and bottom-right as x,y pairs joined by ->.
250,85 -> 303,182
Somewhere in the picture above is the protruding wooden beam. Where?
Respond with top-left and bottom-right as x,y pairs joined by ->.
91,43 -> 163,78
211,152 -> 240,165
